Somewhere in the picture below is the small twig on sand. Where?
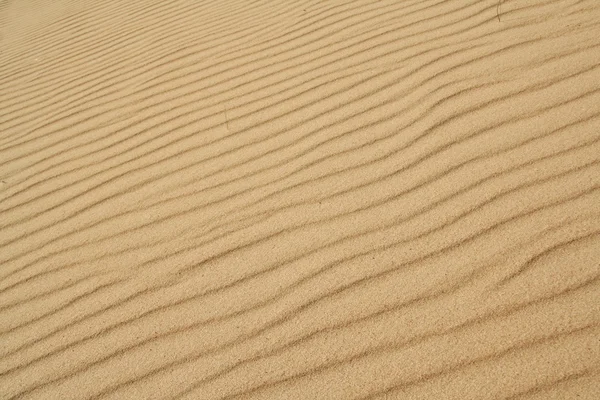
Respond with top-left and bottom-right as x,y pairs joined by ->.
497,0 -> 502,22
224,105 -> 230,131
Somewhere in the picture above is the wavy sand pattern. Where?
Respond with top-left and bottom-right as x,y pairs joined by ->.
1,0 -> 600,398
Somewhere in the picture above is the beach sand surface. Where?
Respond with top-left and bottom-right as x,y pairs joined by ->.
1,0 -> 600,398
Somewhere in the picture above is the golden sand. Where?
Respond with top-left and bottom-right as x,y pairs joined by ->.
1,0 -> 600,398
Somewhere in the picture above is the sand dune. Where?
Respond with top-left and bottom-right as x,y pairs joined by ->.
1,0 -> 600,398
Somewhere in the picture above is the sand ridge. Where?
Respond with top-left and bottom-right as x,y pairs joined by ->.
1,0 -> 600,398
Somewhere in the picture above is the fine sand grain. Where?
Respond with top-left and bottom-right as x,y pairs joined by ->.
1,0 -> 600,399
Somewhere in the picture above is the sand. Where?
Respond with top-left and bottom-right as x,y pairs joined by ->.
1,0 -> 600,398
